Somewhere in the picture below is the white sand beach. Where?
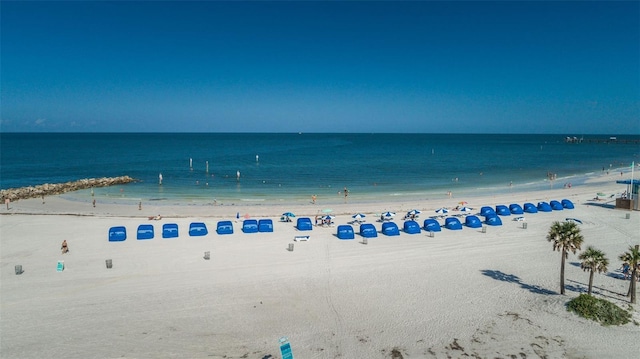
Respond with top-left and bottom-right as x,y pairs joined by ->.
1,173 -> 639,359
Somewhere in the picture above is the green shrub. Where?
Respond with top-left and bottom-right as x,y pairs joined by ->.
567,294 -> 632,326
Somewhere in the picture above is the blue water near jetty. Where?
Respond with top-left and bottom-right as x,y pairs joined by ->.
1,133 -> 638,205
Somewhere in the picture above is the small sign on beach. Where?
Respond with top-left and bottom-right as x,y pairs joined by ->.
279,337 -> 294,359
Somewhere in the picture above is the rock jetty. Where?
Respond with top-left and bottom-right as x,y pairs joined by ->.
0,176 -> 136,201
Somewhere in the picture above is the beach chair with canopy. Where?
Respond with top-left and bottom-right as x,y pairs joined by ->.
258,219 -> 274,232
359,223 -> 378,238
136,224 -> 154,240
216,221 -> 234,235
480,206 -> 496,216
403,220 -> 421,234
242,219 -> 259,233
465,215 -> 482,228
537,202 -> 552,212
423,218 -> 442,232
495,205 -> 511,216
561,199 -> 574,209
296,217 -> 313,231
523,202 -> 538,213
485,215 -> 502,226
382,222 -> 400,236
108,226 -> 127,242
162,223 -> 179,238
337,225 -> 355,240
189,222 -> 208,236
509,203 -> 524,214
550,200 -> 564,211
445,217 -> 463,230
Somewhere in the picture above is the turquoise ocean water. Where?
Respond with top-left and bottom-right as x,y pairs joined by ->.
1,133 -> 638,205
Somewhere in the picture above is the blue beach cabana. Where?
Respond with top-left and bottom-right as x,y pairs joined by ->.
189,222 -> 208,236
108,226 -> 127,242
485,215 -> 502,226
258,219 -> 274,232
296,217 -> 313,231
242,219 -> 259,233
162,223 -> 179,238
465,215 -> 482,228
382,222 -> 400,236
537,201 -> 552,212
360,223 -> 378,238
423,218 -> 442,232
550,200 -> 564,211
495,205 -> 511,216
337,225 -> 355,240
403,220 -> 421,234
523,202 -> 538,213
561,199 -> 575,209
136,224 -> 154,240
509,203 -> 524,215
445,217 -> 463,230
480,206 -> 496,216
216,221 -> 234,235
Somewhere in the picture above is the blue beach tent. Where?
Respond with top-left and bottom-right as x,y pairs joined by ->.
360,223 -> 378,238
337,225 -> 355,240
509,203 -> 524,215
108,226 -> 127,242
550,200 -> 564,211
561,199 -> 575,209
136,224 -> 154,240
465,215 -> 482,228
495,205 -> 511,216
382,222 -> 400,236
162,223 -> 179,238
216,221 -> 234,235
537,201 -> 552,212
445,217 -> 463,230
485,215 -> 503,226
189,222 -> 208,236
242,219 -> 259,233
296,217 -> 313,231
523,202 -> 538,213
423,218 -> 442,232
258,219 -> 274,232
480,206 -> 496,216
403,220 -> 421,234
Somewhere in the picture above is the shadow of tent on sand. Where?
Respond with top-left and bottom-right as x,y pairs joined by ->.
481,269 -> 557,295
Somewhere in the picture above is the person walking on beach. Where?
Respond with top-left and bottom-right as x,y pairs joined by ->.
343,187 -> 348,202
5,198 -> 10,210
312,195 -> 317,204
92,199 -> 96,208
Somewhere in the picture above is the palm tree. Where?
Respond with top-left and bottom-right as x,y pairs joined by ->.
619,245 -> 640,304
578,246 -> 608,295
547,221 -> 584,295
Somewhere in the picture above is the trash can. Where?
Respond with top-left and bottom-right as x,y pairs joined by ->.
204,251 -> 210,260
363,238 -> 368,245
523,222 -> 528,229
481,226 -> 487,233
626,213 -> 631,219
288,243 -> 294,252
429,231 -> 434,238
105,259 -> 112,269
15,265 -> 23,275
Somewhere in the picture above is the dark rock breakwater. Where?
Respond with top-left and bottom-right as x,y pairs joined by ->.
1,176 -> 136,201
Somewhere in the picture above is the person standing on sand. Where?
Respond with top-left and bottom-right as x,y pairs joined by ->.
92,199 -> 96,208
5,198 -> 9,210
312,195 -> 317,204
343,187 -> 348,202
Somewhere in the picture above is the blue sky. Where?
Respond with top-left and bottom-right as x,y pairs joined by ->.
1,1 -> 638,134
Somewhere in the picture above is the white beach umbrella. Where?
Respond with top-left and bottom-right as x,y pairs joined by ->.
435,208 -> 449,214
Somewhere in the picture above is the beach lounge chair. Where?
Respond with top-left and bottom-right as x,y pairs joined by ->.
108,226 -> 127,242
403,220 -> 421,234
216,221 -> 234,235
162,223 -> 179,238
423,218 -> 442,232
382,222 -> 400,236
